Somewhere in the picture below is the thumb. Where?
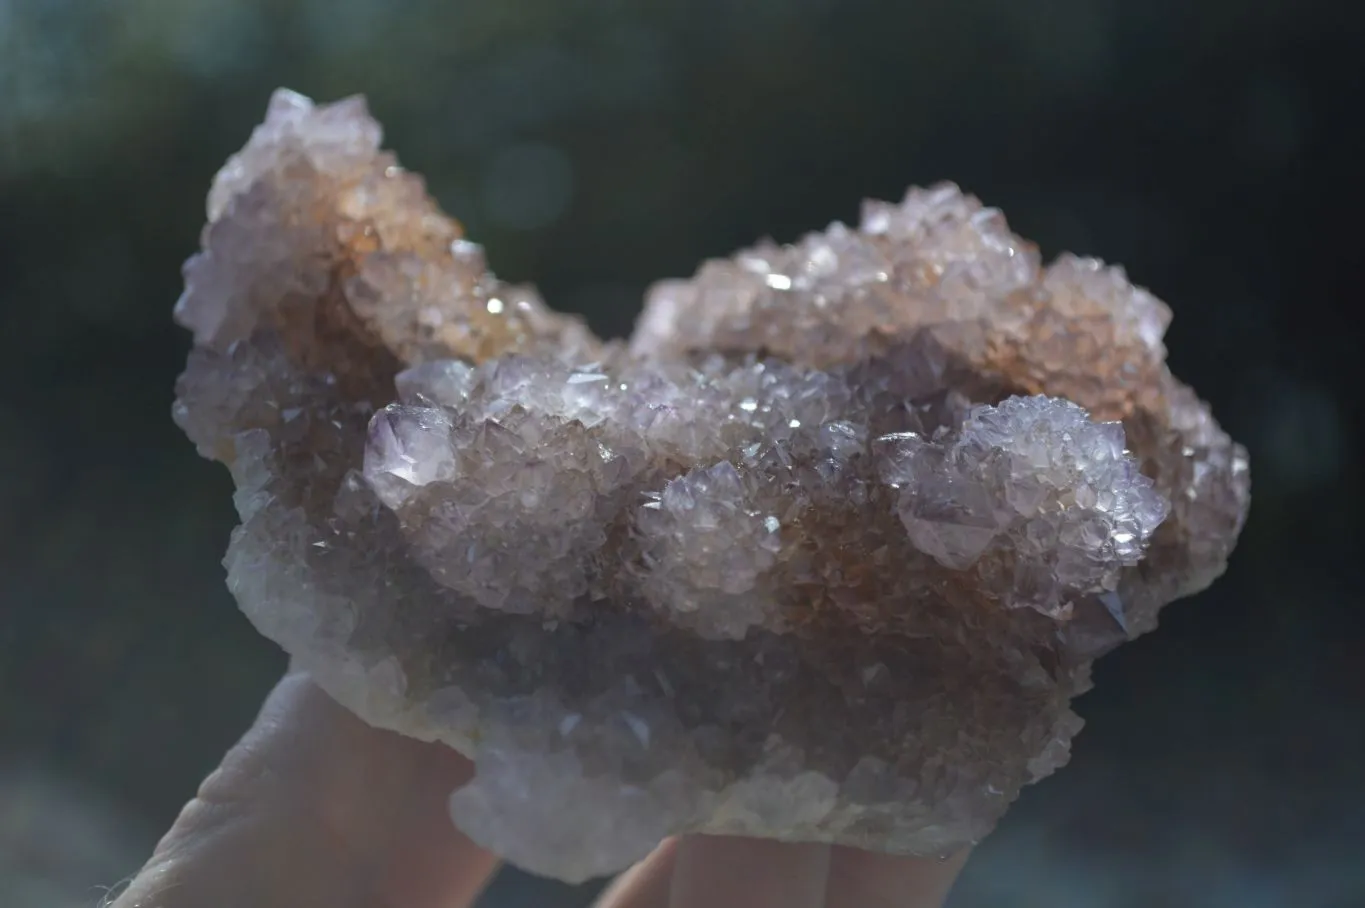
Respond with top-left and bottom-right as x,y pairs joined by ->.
112,673 -> 498,908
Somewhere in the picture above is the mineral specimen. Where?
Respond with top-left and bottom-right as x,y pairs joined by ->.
173,89 -> 1250,882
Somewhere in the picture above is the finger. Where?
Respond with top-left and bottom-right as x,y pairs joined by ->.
231,674 -> 500,907
668,835 -> 831,908
593,838 -> 679,908
113,673 -> 499,908
823,845 -> 969,908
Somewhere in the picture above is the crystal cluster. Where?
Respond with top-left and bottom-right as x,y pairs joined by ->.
173,90 -> 1250,881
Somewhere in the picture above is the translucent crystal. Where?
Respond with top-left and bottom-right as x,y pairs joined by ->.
173,90 -> 1251,882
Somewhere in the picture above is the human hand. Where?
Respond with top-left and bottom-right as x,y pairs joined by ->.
111,672 -> 968,908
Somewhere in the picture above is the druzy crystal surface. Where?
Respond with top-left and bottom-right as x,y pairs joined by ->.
173,90 -> 1250,881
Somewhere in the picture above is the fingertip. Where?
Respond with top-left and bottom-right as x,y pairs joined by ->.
115,673 -> 496,908
669,835 -> 831,908
594,838 -> 679,908
824,844 -> 969,908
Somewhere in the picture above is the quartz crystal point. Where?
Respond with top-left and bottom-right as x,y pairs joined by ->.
173,90 -> 1251,882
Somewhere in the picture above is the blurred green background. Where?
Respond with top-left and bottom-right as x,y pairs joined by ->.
1,0 -> 1362,905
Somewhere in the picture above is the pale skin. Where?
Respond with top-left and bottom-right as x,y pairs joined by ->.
112,672 -> 968,908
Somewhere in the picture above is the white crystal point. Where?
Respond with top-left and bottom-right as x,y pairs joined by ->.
634,459 -> 786,639
1044,253 -> 1172,353
877,396 -> 1170,616
364,406 -> 458,508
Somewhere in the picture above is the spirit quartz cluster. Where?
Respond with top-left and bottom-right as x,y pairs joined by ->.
173,90 -> 1250,881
